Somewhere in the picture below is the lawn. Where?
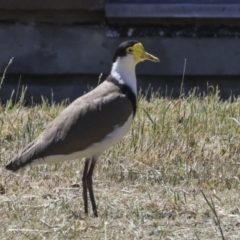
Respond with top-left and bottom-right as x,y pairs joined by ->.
1,86 -> 240,239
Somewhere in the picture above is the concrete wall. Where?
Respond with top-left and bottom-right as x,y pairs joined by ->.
0,0 -> 104,10
1,24 -> 240,76
0,0 -> 240,102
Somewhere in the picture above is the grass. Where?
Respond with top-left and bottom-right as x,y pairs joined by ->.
1,82 -> 240,239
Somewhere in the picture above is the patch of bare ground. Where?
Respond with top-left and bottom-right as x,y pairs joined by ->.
1,89 -> 240,239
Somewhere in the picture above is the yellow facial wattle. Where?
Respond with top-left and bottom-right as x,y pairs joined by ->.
126,43 -> 160,63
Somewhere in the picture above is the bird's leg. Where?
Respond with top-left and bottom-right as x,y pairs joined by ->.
86,157 -> 98,217
82,158 -> 90,215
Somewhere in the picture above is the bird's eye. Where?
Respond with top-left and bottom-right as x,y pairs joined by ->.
126,47 -> 133,53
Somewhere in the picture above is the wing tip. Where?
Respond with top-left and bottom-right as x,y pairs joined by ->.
5,161 -> 21,172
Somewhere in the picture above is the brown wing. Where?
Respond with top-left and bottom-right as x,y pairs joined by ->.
5,81 -> 133,171
40,87 -> 133,155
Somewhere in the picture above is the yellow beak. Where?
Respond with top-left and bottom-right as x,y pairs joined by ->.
142,52 -> 160,62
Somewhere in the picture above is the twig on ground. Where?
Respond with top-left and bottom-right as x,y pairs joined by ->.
201,190 -> 225,240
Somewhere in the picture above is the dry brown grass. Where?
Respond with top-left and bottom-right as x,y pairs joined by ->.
1,88 -> 240,240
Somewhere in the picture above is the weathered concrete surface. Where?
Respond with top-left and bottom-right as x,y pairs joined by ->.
106,3 -> 240,18
0,0 -> 104,10
0,10 -> 105,22
1,24 -> 240,76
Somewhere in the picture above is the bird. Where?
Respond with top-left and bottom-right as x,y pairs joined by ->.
5,40 -> 160,217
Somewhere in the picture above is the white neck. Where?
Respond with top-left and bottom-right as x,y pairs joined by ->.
110,55 -> 137,96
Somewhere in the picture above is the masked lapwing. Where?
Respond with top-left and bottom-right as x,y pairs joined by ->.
5,40 -> 160,217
